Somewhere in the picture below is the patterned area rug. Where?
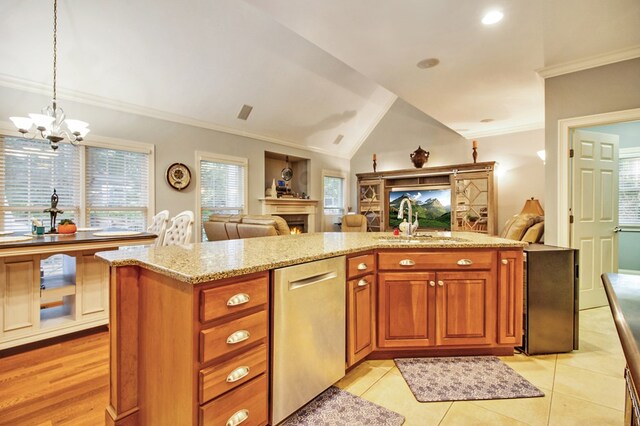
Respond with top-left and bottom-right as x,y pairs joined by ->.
281,386 -> 405,426
395,356 -> 544,402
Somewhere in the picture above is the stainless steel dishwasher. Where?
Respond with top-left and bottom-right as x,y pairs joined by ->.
272,256 -> 346,425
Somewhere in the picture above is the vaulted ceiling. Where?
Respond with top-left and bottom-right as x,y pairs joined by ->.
1,0 -> 639,158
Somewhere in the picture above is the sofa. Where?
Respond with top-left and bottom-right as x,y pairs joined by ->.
204,214 -> 291,241
499,213 -> 544,243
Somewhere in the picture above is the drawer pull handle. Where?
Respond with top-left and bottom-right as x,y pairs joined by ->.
226,330 -> 250,344
501,259 -> 509,265
357,262 -> 368,271
429,280 -> 436,287
227,293 -> 250,306
438,280 -> 444,287
226,409 -> 249,426
457,259 -> 473,266
399,259 -> 415,266
357,278 -> 369,287
226,366 -> 250,383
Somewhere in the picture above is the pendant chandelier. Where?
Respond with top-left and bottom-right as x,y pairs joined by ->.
9,0 -> 90,151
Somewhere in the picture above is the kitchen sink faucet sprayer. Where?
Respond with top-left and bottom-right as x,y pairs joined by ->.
398,198 -> 414,237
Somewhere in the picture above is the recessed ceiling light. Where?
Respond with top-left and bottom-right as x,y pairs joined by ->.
416,58 -> 440,69
454,128 -> 469,132
333,134 -> 344,145
480,118 -> 494,123
482,10 -> 503,25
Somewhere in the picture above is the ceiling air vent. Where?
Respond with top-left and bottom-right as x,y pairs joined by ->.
333,134 -> 344,145
237,104 -> 253,120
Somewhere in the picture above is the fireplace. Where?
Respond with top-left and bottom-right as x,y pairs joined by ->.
259,198 -> 318,233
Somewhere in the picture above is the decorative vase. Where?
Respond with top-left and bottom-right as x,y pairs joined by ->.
271,179 -> 277,198
410,146 -> 430,168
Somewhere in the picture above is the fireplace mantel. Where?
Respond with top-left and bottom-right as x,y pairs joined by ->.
259,198 -> 318,232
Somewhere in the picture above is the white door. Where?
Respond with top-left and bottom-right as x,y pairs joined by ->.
571,130 -> 619,309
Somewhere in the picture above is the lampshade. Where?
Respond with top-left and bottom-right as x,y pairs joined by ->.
520,197 -> 544,216
9,117 -> 33,131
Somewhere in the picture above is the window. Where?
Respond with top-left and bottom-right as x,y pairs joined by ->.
323,174 -> 345,215
0,136 -> 81,232
0,135 -> 153,232
620,148 -> 640,226
197,152 -> 247,241
86,146 -> 150,230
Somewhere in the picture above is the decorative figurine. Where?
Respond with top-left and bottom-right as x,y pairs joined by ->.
373,153 -> 377,172
410,146 -> 430,168
43,189 -> 64,233
472,140 -> 478,163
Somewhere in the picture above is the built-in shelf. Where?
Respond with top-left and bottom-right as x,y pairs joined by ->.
40,274 -> 76,303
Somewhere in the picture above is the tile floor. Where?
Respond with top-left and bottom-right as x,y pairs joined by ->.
335,307 -> 626,425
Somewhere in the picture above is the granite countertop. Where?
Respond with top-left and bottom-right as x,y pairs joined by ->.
96,231 -> 526,284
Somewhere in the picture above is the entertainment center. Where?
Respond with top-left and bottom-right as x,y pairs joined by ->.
356,161 -> 497,234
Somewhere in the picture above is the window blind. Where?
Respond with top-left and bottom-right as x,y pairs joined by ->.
323,176 -> 344,215
85,146 -> 149,230
200,159 -> 246,241
0,136 -> 81,232
620,155 -> 640,225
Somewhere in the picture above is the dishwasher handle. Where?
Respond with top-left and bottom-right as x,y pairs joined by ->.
289,271 -> 338,290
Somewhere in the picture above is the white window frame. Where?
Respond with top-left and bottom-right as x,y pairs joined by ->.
0,127 -> 155,229
321,169 -> 348,231
620,147 -> 640,228
195,151 -> 249,242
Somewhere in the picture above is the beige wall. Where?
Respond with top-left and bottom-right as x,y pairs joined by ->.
0,85 -> 350,235
544,58 -> 640,244
351,98 -> 545,234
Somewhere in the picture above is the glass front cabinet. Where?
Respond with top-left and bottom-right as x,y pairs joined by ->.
451,170 -> 497,234
358,179 -> 384,232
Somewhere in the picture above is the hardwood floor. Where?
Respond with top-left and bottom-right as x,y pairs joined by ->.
0,330 -> 109,426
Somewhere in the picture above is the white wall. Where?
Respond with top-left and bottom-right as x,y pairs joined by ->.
544,58 -> 640,244
351,98 -> 545,234
0,85 -> 350,235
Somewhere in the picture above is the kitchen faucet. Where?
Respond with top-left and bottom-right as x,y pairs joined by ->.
397,198 -> 414,236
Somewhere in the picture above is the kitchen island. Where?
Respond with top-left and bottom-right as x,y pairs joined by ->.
0,231 -> 156,350
96,232 -> 526,426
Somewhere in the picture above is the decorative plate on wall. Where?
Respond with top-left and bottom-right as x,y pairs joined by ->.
166,163 -> 192,191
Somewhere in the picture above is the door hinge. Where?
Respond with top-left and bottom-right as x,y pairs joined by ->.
569,214 -> 574,224
569,148 -> 574,158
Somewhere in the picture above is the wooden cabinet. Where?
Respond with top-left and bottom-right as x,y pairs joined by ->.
197,272 -> 269,426
0,256 -> 40,339
357,179 -> 384,232
377,249 -> 505,350
346,253 -> 375,366
451,171 -> 497,234
497,250 -> 524,345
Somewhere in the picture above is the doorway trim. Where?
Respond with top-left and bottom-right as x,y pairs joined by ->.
555,107 -> 640,247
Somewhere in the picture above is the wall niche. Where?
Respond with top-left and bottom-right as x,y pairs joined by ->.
264,151 -> 310,198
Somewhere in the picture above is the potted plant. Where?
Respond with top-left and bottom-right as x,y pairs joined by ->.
58,219 -> 77,234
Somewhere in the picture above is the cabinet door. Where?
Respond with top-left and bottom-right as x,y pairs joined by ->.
436,271 -> 494,346
78,251 -> 109,318
497,250 -> 523,345
451,171 -> 496,234
0,256 -> 40,338
378,272 -> 435,348
358,179 -> 384,231
347,274 -> 375,367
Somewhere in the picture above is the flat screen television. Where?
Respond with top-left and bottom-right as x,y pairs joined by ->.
388,186 -> 452,231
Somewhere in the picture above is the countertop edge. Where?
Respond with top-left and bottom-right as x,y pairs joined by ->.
96,235 -> 526,284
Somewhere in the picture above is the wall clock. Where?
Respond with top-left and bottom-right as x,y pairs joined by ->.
166,163 -> 192,191
281,156 -> 293,181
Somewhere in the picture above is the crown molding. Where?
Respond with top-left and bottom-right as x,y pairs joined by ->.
461,121 -> 545,139
0,73 -> 351,159
536,45 -> 640,79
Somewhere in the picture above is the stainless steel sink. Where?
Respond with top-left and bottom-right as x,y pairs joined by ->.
378,233 -> 468,244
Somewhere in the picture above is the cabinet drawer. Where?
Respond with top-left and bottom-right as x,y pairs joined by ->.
200,310 -> 267,363
378,251 -> 495,271
347,253 -> 375,278
199,344 -> 267,404
200,373 -> 268,426
200,274 -> 268,323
